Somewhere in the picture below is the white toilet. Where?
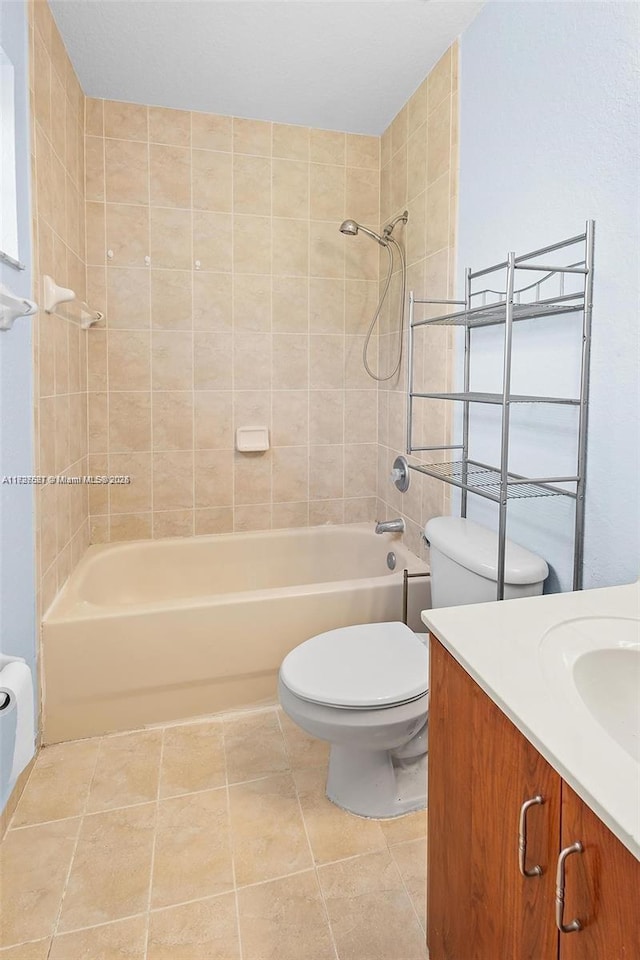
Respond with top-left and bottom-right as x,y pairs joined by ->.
278,517 -> 549,818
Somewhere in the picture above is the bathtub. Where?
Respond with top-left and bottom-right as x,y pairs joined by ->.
42,524 -> 429,743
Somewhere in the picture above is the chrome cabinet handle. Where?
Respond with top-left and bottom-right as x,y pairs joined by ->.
518,795 -> 544,877
555,842 -> 583,933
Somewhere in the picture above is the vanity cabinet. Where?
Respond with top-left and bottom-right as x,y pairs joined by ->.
427,636 -> 640,960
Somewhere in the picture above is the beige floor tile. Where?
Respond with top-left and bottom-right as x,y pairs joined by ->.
223,710 -> 289,784
389,838 -> 427,928
151,788 -> 233,908
147,893 -> 239,960
57,804 -> 156,932
294,766 -> 386,865
0,941 -> 50,960
278,711 -> 331,770
159,721 -> 226,798
0,819 -> 80,948
238,870 -> 335,960
318,850 -> 428,960
380,809 -> 427,846
86,730 -> 162,813
229,773 -> 312,887
12,740 -> 100,827
49,916 -> 147,960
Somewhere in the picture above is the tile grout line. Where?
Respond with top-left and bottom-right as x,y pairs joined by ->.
220,712 -> 244,960
275,710 -> 340,960
44,734 -> 103,957
142,724 -> 165,959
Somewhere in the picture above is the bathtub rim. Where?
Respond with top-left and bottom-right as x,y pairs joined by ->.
44,522 -> 427,623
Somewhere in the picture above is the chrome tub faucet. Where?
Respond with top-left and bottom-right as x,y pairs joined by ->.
375,518 -> 405,534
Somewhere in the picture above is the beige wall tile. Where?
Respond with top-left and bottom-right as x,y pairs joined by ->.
193,272 -> 232,331
272,334 -> 308,390
152,392 -> 194,451
152,331 -> 194,390
272,390 -> 308,446
346,166 -> 379,225
195,450 -> 233,508
150,206 -> 191,268
272,446 -> 309,503
150,144 -> 191,208
105,203 -> 149,267
233,154 -> 271,215
149,106 -> 191,146
153,451 -> 194,511
272,122 -> 309,161
346,133 -> 379,170
104,100 -> 148,141
233,274 -> 271,331
151,269 -> 192,330
310,221 -> 345,279
193,212 -> 232,271
309,278 -> 344,335
234,332 -> 271,390
309,391 -> 344,445
272,501 -> 308,529
153,509 -> 194,539
195,506 -> 233,535
107,266 -> 150,329
428,46 -> 452,113
309,445 -> 343,500
427,96 -> 451,185
85,97 -> 104,137
105,138 -> 149,204
272,158 -> 309,218
310,163 -> 345,221
108,331 -> 151,391
234,450 -> 271,505
272,218 -> 309,277
233,215 -> 271,274
272,277 -> 308,333
191,111 -> 232,151
310,128 -> 345,165
109,452 -> 152,514
194,391 -> 233,450
233,117 -> 272,156
192,149 -> 232,212
84,135 -> 104,202
109,392 -> 151,452
194,333 -> 233,390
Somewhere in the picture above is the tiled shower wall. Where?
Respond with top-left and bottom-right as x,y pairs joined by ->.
29,0 -> 89,614
376,44 -> 458,557
84,103 -> 382,540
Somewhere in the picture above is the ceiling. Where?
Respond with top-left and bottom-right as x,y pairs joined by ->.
49,1 -> 483,135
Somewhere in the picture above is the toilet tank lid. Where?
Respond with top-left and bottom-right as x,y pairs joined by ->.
424,517 -> 549,585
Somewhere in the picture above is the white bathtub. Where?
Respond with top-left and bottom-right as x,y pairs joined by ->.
42,524 -> 429,742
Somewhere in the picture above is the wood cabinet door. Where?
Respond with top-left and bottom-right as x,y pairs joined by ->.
428,638 -> 560,960
559,783 -> 640,960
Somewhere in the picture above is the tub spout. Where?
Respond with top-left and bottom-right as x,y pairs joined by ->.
375,518 -> 405,535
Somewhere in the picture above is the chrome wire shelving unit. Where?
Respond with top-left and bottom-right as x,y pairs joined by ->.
405,221 -> 595,599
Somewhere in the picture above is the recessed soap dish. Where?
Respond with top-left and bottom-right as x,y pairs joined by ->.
236,426 -> 269,452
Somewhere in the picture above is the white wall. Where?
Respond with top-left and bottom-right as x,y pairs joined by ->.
457,1 -> 639,591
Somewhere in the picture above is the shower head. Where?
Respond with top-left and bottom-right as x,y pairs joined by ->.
339,219 -> 387,246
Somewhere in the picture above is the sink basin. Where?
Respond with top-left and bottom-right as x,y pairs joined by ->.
540,616 -> 640,762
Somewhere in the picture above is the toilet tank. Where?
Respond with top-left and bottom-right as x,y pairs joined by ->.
425,517 -> 549,609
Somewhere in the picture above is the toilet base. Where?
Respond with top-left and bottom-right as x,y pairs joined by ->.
326,744 -> 427,819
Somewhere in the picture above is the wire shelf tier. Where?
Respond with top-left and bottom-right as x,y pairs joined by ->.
412,298 -> 584,329
408,460 -> 571,502
411,391 -> 580,406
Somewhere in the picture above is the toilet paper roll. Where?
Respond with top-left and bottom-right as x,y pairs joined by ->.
0,660 -> 35,783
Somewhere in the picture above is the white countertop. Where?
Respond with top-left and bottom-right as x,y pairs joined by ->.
422,581 -> 640,860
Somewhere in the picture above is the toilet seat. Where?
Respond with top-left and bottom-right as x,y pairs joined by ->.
280,621 -> 428,709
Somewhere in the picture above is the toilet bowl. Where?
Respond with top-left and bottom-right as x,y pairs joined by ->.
278,621 -> 429,818
279,517 -> 549,820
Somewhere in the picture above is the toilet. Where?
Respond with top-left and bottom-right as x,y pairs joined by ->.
278,517 -> 549,818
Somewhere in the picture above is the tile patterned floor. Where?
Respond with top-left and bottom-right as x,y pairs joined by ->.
0,707 -> 427,960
